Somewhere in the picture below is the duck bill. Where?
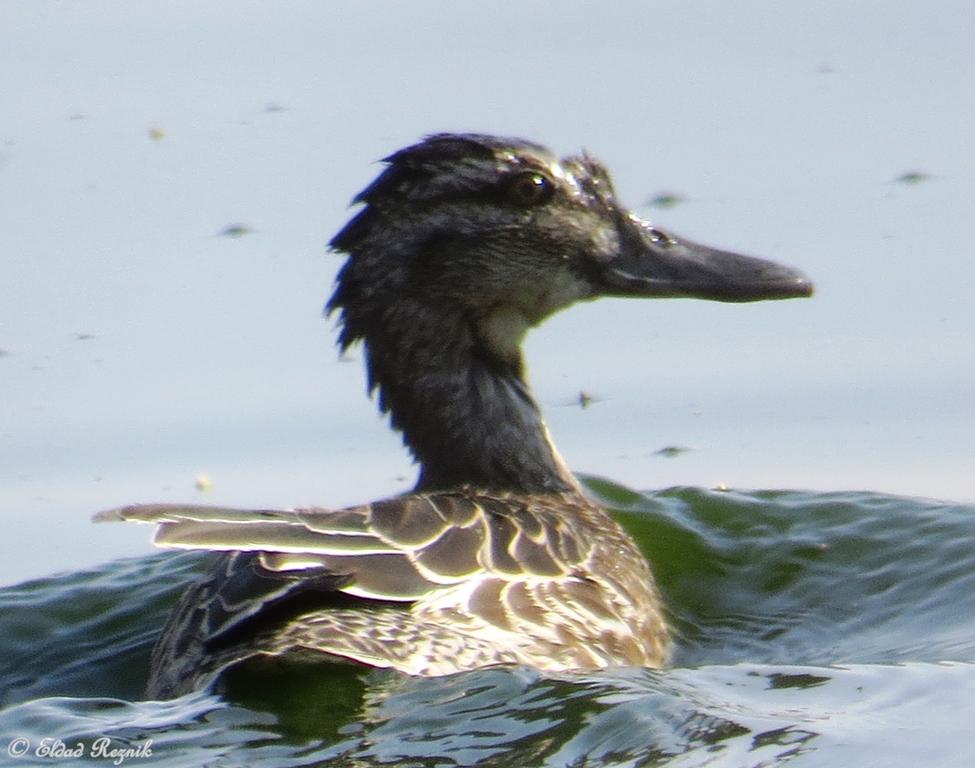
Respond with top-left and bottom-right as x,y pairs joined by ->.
600,216 -> 813,302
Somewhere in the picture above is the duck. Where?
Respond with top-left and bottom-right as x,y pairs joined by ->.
98,133 -> 812,698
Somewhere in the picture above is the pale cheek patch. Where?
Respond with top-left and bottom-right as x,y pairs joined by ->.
534,270 -> 592,316
478,306 -> 531,364
476,270 -> 591,363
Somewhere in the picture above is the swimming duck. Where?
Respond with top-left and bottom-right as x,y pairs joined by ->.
99,133 -> 812,698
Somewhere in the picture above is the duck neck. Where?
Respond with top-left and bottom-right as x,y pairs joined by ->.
360,300 -> 578,495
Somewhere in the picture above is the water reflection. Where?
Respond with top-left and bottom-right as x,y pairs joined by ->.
205,662 -> 843,766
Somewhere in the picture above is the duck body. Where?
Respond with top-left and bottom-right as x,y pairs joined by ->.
123,490 -> 665,698
101,134 -> 811,698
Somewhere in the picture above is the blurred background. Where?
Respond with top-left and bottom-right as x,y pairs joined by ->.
2,0 -> 973,584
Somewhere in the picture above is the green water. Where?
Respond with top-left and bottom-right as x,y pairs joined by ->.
2,482 -> 974,767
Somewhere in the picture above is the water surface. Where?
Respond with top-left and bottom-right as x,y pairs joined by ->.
3,481 -> 973,766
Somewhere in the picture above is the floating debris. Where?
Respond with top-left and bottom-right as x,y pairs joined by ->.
264,103 -> 287,113
218,223 -> 253,238
893,170 -> 932,185
148,126 -> 166,142
194,474 -> 212,493
555,391 -> 602,409
646,192 -> 684,209
73,332 -> 96,341
68,112 -> 87,121
654,445 -> 691,458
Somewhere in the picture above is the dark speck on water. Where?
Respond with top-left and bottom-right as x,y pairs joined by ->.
893,170 -> 932,185
217,223 -> 253,238
655,445 -> 691,458
646,192 -> 685,209
3,480 -> 974,766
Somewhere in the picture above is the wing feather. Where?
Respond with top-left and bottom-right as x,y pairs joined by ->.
97,492 -> 622,655
98,493 -> 512,601
153,520 -> 399,555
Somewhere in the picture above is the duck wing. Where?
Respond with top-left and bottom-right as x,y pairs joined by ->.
97,491 -> 573,606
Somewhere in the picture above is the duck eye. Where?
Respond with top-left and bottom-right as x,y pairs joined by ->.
506,172 -> 554,206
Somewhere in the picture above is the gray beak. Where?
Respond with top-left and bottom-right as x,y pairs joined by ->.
600,216 -> 813,302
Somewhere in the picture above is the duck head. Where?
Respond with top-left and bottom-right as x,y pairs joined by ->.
329,133 -> 812,365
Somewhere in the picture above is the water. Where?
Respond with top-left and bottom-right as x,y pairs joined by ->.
3,480 -> 974,767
